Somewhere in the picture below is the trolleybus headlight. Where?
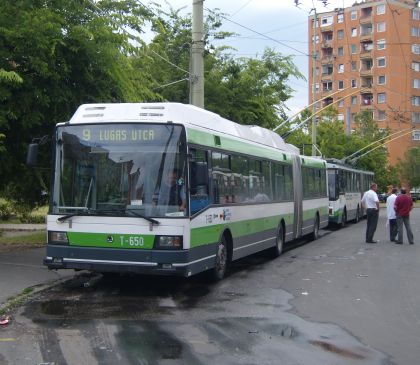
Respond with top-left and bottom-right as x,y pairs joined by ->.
48,231 -> 69,245
155,236 -> 183,250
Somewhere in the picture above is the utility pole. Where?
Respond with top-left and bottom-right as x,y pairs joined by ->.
311,8 -> 318,156
190,0 -> 204,108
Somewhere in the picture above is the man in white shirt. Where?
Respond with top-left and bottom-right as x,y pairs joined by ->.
386,187 -> 398,242
361,183 -> 380,243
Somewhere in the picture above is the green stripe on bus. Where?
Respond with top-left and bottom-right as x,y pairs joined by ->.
187,128 -> 292,163
302,206 -> 329,221
67,232 -> 155,249
190,214 -> 293,248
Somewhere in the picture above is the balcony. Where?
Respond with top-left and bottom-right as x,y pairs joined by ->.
321,41 -> 333,49
360,51 -> 372,59
359,16 -> 372,24
320,24 -> 333,32
360,33 -> 373,42
321,74 -> 333,81
360,68 -> 373,76
321,56 -> 334,64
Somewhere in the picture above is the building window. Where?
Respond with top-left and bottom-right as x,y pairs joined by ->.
351,44 -> 357,54
377,57 -> 386,67
412,27 -> 420,37
338,100 -> 344,107
338,114 -> 344,121
321,16 -> 333,26
351,28 -> 357,37
378,93 -> 386,103
315,83 -> 319,93
413,96 -> 420,106
377,4 -> 385,15
378,75 -> 386,85
412,44 -> 420,54
337,47 -> 344,56
413,9 -> 420,20
413,62 -> 420,72
338,64 -> 344,73
412,130 -> 420,141
414,79 -> 420,89
338,80 -> 344,89
413,112 -> 420,123
351,11 -> 357,20
351,96 -> 357,105
377,39 -> 386,50
378,110 -> 386,120
323,81 -> 333,91
377,22 -> 386,32
337,29 -> 344,39
351,61 -> 357,71
351,79 -> 357,88
338,13 -> 344,23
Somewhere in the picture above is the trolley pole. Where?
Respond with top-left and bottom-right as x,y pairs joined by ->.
311,8 -> 318,156
190,0 -> 205,108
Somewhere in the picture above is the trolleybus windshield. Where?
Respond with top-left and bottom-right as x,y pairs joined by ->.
51,124 -> 187,218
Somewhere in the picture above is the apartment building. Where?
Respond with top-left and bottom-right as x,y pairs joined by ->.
309,0 -> 420,165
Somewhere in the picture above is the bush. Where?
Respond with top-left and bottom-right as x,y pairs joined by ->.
0,201 -> 12,220
19,214 -> 46,224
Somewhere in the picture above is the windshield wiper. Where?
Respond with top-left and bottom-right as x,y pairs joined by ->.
57,209 -> 93,222
125,209 -> 160,225
57,208 -> 160,225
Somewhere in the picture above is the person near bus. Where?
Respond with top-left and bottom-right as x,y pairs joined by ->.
361,183 -> 380,243
394,188 -> 414,245
386,187 -> 398,242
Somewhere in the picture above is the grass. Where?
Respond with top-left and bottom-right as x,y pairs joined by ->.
0,287 -> 35,316
0,231 -> 46,245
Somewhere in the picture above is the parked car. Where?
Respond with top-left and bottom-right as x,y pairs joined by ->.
378,193 -> 388,203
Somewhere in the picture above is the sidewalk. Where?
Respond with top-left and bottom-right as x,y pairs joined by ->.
0,223 -> 76,307
0,223 -> 46,231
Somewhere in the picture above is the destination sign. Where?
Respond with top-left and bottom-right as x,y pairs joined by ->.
81,128 -> 156,142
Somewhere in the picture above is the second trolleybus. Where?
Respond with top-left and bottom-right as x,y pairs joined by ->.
326,159 -> 374,227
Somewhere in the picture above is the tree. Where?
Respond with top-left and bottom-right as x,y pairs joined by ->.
0,0 -> 157,205
397,147 -> 420,188
140,7 -> 304,128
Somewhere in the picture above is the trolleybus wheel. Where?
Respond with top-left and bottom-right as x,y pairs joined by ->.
310,215 -> 319,241
269,224 -> 284,258
341,209 -> 347,228
212,235 -> 228,281
354,207 -> 360,223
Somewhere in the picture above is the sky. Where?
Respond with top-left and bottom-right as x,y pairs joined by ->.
151,0 -> 355,116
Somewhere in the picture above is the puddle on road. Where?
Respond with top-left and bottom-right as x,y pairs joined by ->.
19,271 -> 393,365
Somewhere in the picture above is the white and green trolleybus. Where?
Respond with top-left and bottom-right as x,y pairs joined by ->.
326,159 -> 374,227
34,103 -> 329,279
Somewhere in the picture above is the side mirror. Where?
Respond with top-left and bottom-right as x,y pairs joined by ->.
26,143 -> 39,167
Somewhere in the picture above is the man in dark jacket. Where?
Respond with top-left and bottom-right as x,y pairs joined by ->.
394,188 -> 414,245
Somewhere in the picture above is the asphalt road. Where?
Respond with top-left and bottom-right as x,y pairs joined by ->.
1,209 -> 419,365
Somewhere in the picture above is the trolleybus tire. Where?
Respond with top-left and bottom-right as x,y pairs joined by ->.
354,206 -> 360,223
341,209 -> 347,228
212,235 -> 229,281
310,215 -> 319,241
268,223 -> 284,258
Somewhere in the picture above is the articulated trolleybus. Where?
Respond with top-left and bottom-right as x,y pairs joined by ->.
326,159 -> 374,226
39,103 -> 329,279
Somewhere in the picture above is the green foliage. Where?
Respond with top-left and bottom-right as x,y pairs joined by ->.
0,0 -> 158,204
397,147 -> 420,188
0,201 -> 12,220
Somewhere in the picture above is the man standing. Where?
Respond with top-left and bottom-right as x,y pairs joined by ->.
361,183 -> 380,243
386,187 -> 398,242
394,188 -> 414,245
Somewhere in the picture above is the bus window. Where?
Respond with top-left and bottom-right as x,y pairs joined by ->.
189,149 -> 210,214
212,152 -> 231,204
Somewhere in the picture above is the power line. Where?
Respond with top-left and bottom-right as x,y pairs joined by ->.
204,7 -> 310,57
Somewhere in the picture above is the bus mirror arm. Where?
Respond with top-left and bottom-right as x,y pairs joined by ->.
26,135 -> 49,167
